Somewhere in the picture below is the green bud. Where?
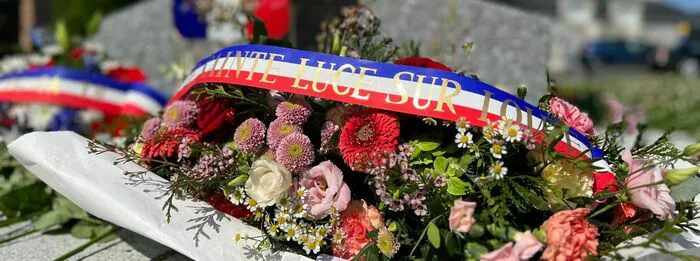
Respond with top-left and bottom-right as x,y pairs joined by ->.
664,166 -> 700,186
517,85 -> 527,100
469,223 -> 484,237
228,141 -> 236,150
388,221 -> 399,232
228,174 -> 249,186
533,228 -> 545,242
55,20 -> 70,52
331,31 -> 341,54
683,143 -> 700,156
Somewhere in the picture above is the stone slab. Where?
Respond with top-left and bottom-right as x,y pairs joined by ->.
370,0 -> 552,103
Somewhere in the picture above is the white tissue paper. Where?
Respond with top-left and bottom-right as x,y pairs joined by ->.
7,131 -> 700,261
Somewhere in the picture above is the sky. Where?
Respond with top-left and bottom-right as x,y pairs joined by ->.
665,0 -> 700,13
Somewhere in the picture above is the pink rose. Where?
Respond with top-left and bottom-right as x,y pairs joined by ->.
542,208 -> 598,261
549,97 -> 595,136
602,94 -> 624,124
513,231 -> 543,260
480,231 -> 543,261
301,161 -> 351,219
480,243 -> 518,261
622,149 -> 675,220
332,200 -> 383,259
448,200 -> 476,233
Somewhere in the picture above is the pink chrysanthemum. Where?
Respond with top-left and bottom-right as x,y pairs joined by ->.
320,121 -> 339,152
339,110 -> 400,172
275,132 -> 315,173
163,100 -> 198,129
267,118 -> 303,148
140,117 -> 162,141
275,96 -> 312,125
233,118 -> 266,153
261,147 -> 276,160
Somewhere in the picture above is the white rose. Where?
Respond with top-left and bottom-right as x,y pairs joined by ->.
244,159 -> 292,207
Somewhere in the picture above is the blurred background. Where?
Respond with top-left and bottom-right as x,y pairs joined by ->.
0,0 -> 698,137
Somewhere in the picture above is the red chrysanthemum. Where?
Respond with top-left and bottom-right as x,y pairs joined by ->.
394,57 -> 452,72
339,110 -> 400,171
206,192 -> 253,219
142,128 -> 200,160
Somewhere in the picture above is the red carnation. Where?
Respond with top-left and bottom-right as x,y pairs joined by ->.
593,172 -> 620,195
206,192 -> 253,219
394,57 -> 452,72
142,128 -> 199,160
194,96 -> 236,142
339,110 -> 400,172
106,67 -> 147,83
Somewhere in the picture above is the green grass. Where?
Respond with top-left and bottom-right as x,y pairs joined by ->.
557,74 -> 700,139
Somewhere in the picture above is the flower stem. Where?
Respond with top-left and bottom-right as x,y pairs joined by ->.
410,215 -> 442,257
53,227 -> 119,261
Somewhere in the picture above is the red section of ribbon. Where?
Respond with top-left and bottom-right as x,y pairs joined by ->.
173,70 -> 589,159
0,90 -> 147,116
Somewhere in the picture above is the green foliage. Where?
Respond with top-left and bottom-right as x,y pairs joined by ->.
51,0 -> 139,37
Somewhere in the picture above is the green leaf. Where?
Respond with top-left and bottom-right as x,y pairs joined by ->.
52,197 -> 88,219
0,183 -> 52,217
443,231 -> 460,255
85,12 -> 102,37
459,155 -> 474,169
34,210 -> 70,230
55,20 -> 70,52
466,242 -> 489,256
71,221 -> 113,242
433,157 -> 448,173
432,150 -> 446,156
416,142 -> 440,152
411,147 -> 423,160
446,177 -> 468,196
671,176 -> 700,202
227,174 -> 249,186
427,221 -> 441,248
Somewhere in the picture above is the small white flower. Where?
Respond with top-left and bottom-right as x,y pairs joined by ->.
455,132 -> 474,148
455,117 -> 470,132
266,222 -> 280,237
295,187 -> 308,201
244,197 -> 259,210
489,161 -> 508,179
229,187 -> 246,205
284,224 -> 302,241
469,144 -> 481,158
422,117 -> 438,126
502,124 -> 523,143
490,142 -> 507,159
332,231 -> 345,245
292,202 -> 308,219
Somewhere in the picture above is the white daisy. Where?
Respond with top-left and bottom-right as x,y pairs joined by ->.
490,142 -> 507,159
295,187 -> 309,201
229,187 -> 246,205
469,144 -> 481,158
455,132 -> 474,148
284,224 -> 302,241
502,124 -> 523,143
266,222 -> 280,237
489,161 -> 508,179
244,197 -> 259,211
422,117 -> 438,125
332,230 -> 345,245
455,117 -> 470,132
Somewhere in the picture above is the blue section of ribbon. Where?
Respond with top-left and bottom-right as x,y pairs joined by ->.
0,66 -> 168,105
192,44 -> 604,159
173,0 -> 207,38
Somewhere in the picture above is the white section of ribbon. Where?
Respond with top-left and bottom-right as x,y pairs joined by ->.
181,56 -> 591,156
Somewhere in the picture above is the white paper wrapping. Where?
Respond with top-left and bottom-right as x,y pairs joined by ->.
7,131 -> 312,261
7,131 -> 700,260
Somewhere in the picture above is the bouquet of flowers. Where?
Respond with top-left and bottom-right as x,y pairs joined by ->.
79,11 -> 700,261
0,21 -> 165,252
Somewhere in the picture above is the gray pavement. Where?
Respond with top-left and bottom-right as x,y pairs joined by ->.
0,221 -> 190,261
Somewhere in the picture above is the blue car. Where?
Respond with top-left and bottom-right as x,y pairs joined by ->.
580,40 -> 652,73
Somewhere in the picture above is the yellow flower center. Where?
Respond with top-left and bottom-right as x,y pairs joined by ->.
277,216 -> 287,224
288,144 -> 303,157
507,128 -> 518,137
460,135 -> 470,143
280,124 -> 294,135
287,228 -> 296,237
238,125 -> 251,140
493,144 -> 502,154
248,199 -> 257,207
377,232 -> 395,256
493,164 -> 502,173
234,233 -> 241,242
307,241 -> 317,250
166,108 -> 179,121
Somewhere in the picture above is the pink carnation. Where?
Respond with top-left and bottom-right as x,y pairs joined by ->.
301,161 -> 351,219
275,132 -> 315,173
332,200 -> 383,259
548,97 -> 595,136
542,208 -> 598,261
480,231 -> 542,261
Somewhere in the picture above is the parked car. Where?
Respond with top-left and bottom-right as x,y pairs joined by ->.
580,40 -> 652,73
648,30 -> 700,78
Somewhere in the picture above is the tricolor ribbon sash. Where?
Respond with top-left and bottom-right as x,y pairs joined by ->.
0,67 -> 167,116
172,44 -> 611,172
